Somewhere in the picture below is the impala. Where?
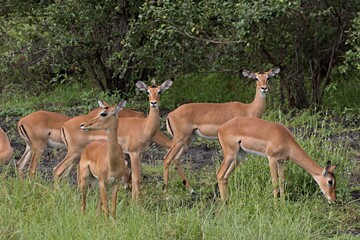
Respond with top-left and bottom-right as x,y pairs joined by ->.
0,127 -> 13,164
79,99 -> 130,217
53,101 -> 174,180
112,79 -> 172,199
53,106 -> 143,178
16,108 -> 146,178
17,111 -> 71,177
163,68 -> 280,192
217,117 -> 337,203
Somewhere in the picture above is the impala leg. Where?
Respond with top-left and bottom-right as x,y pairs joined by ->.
151,130 -> 172,149
99,180 -> 109,215
163,139 -> 187,192
173,134 -> 196,192
16,144 -> 32,178
53,152 -> 81,180
217,137 -> 244,201
217,155 -> 236,201
129,152 -> 142,201
29,147 -> 44,177
153,128 -> 194,190
268,157 -> 279,200
172,158 -> 191,189
277,160 -> 286,201
110,182 -> 120,218
79,167 -> 88,213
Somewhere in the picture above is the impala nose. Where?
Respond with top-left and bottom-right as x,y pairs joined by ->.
80,123 -> 87,130
261,87 -> 268,92
150,101 -> 157,107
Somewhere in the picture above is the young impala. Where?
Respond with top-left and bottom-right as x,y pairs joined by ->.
217,117 -> 337,203
0,127 -> 13,164
78,99 -> 130,217
163,68 -> 280,193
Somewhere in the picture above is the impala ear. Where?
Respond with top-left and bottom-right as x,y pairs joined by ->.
98,99 -> 107,108
160,79 -> 173,92
328,164 -> 336,172
242,70 -> 257,79
322,161 -> 336,175
267,67 -> 280,78
114,99 -> 126,115
136,81 -> 148,92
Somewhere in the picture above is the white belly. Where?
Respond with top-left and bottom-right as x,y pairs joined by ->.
48,140 -> 66,149
240,144 -> 267,157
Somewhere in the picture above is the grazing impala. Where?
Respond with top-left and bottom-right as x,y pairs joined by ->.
163,68 -> 280,193
0,127 -> 13,164
79,99 -> 130,217
17,111 -> 71,177
217,117 -> 337,203
53,100 -> 173,181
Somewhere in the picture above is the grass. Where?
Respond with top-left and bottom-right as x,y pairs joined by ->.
0,149 -> 358,239
0,76 -> 359,239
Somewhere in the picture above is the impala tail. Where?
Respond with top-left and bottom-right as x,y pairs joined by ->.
166,117 -> 174,138
60,126 -> 69,148
18,123 -> 30,143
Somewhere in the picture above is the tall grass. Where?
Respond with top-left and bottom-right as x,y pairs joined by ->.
1,140 -> 358,240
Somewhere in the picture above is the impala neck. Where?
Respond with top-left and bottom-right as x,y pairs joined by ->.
106,121 -> 125,171
249,88 -> 266,118
290,142 -> 323,177
146,106 -> 160,137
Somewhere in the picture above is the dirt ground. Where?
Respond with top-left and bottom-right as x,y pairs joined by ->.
1,114 -> 359,202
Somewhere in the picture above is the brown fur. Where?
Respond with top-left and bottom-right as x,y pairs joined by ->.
162,68 -> 280,192
0,127 -> 13,164
217,117 -> 336,202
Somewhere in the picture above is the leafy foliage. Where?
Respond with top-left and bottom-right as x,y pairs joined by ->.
0,0 -> 359,109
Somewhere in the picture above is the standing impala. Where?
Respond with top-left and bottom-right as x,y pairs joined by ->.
53,101 -> 173,180
16,109 -> 135,177
113,79 -> 172,200
217,117 -> 337,203
16,103 -> 171,178
0,127 -> 13,164
53,106 -> 143,178
79,99 -> 130,217
17,111 -> 71,177
163,68 -> 280,193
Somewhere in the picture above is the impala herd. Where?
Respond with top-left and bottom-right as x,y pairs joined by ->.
0,68 -> 337,217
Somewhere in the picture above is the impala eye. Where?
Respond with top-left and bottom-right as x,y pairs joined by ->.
327,180 -> 333,186
100,112 -> 107,117
146,91 -> 150,95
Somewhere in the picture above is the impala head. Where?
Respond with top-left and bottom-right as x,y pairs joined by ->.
136,79 -> 173,108
315,161 -> 337,204
80,99 -> 127,131
242,68 -> 280,96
